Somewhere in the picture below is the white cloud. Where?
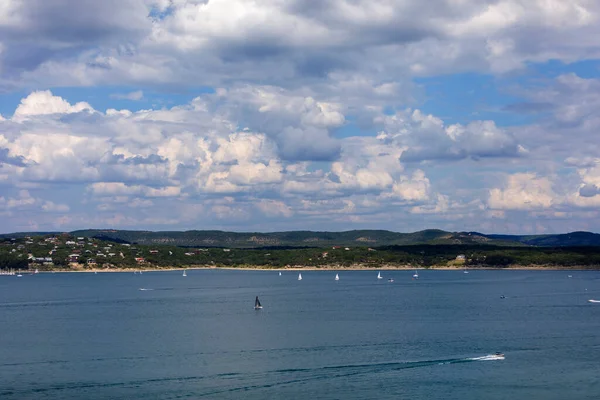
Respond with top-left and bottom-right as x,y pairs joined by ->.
390,170 -> 431,202
488,173 -> 557,210
377,109 -> 523,162
255,199 -> 293,218
1,0 -> 598,90
42,201 -> 70,212
0,190 -> 69,214
12,90 -> 93,121
88,182 -> 181,198
110,90 -> 144,101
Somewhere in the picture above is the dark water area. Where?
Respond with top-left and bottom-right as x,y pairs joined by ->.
1,269 -> 600,399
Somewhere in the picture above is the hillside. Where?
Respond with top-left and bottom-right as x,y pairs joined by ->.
3,234 -> 600,271
66,229 -> 520,248
485,231 -> 600,247
1,229 -> 599,248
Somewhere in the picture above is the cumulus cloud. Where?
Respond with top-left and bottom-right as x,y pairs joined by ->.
88,182 -> 180,198
0,87 -> 477,232
377,109 -> 524,162
2,0 -> 599,89
12,90 -> 93,121
1,1 -> 600,233
0,190 -> 69,214
390,170 -> 431,202
255,199 -> 293,218
488,173 -> 557,210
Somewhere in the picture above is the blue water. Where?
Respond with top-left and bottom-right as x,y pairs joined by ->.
1,269 -> 600,399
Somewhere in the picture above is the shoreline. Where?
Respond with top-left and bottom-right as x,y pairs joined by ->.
29,264 -> 600,273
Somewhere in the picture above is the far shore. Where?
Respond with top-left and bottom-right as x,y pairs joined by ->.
27,264 -> 600,273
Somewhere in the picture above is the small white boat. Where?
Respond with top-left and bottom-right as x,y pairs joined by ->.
182,270 -> 187,277
377,272 -> 383,280
16,274 -> 22,277
298,273 -> 302,281
254,296 -> 263,310
588,299 -> 600,303
388,278 -> 394,282
34,269 -> 39,274
568,275 -> 573,278
335,273 -> 339,281
279,271 -> 282,276
463,269 -> 469,274
413,270 -> 419,279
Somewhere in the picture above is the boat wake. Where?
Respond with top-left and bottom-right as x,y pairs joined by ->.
467,354 -> 505,361
1,354 -> 505,398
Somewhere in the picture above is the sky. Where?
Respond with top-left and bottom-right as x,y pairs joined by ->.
1,0 -> 600,234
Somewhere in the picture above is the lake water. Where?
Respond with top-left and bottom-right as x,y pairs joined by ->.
1,269 -> 600,399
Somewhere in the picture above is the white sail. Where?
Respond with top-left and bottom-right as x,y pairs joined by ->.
335,273 -> 339,281
183,270 -> 187,277
298,273 -> 302,281
413,270 -> 419,279
279,272 -> 282,276
377,271 -> 382,279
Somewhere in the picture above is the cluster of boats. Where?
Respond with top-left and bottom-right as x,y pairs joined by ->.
0,268 -> 38,277
294,270 -> 419,282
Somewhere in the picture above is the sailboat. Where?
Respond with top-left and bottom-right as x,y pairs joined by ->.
182,270 -> 187,277
463,269 -> 469,274
335,273 -> 339,281
298,273 -> 302,281
377,271 -> 382,279
254,296 -> 263,309
413,270 -> 419,279
279,271 -> 282,276
34,269 -> 39,274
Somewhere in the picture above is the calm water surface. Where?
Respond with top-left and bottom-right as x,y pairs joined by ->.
1,269 -> 600,399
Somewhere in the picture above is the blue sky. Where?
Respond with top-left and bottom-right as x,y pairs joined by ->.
1,0 -> 600,234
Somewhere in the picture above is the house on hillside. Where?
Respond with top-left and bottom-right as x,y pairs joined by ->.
68,254 -> 79,263
456,254 -> 466,261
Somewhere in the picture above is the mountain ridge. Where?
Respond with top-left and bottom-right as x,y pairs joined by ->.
2,229 -> 600,247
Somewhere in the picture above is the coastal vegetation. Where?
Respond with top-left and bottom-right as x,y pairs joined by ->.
2,233 -> 600,271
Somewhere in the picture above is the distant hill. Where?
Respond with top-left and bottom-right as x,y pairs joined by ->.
1,229 -> 599,248
485,231 -> 600,247
37,229 -> 522,247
